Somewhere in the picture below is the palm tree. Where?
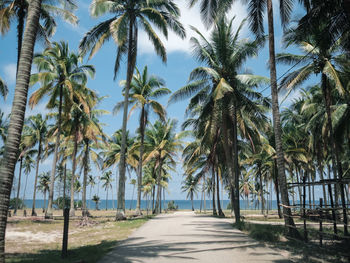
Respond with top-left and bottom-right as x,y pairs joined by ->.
0,110 -> 9,145
88,175 -> 96,210
0,0 -> 78,72
29,41 -> 96,218
170,17 -> 268,222
92,194 -> 100,210
129,178 -> 136,210
144,119 -> 185,214
182,175 -> 199,211
22,114 -> 48,216
101,171 -> 113,211
0,77 -> 8,100
0,1 -> 42,260
114,66 -> 170,214
79,0 -> 185,216
38,171 -> 50,213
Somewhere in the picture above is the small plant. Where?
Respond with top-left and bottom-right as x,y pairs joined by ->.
167,200 -> 178,210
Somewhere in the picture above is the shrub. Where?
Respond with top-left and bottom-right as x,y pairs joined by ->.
54,197 -> 70,209
167,200 -> 178,210
9,198 -> 25,209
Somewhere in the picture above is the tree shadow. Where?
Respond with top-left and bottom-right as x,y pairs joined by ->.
6,240 -> 119,263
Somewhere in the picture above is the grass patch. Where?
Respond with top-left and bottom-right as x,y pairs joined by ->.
6,211 -> 152,263
233,220 -> 350,262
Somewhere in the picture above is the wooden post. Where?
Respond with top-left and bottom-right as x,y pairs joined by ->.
303,175 -> 308,242
62,207 -> 69,258
327,184 -> 337,235
319,198 -> 323,246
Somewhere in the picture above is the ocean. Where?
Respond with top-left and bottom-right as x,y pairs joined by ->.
22,199 -> 282,210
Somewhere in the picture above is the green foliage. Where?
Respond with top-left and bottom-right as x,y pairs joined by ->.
235,222 -> 285,242
167,200 -> 178,210
9,198 -> 25,209
54,197 -> 70,209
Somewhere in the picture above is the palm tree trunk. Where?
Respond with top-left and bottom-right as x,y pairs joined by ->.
322,74 -> 339,204
16,7 -> 25,75
212,166 -> 217,216
155,156 -> 162,214
14,158 -> 23,216
32,141 -> 42,216
258,164 -> 264,215
152,185 -> 155,212
69,128 -> 79,217
191,191 -> 194,211
216,167 -> 223,216
0,1 -> 42,260
130,184 -> 135,210
106,188 -> 108,211
203,174 -> 206,213
46,83 -> 63,219
267,0 -> 297,237
117,17 -> 138,216
221,112 -> 237,221
63,163 -> 67,213
82,140 -> 89,217
43,190 -> 47,213
136,107 -> 145,215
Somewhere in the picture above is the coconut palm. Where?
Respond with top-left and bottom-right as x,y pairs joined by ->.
0,110 -> 9,144
144,119 -> 185,214
0,0 -> 78,71
0,77 -> 8,100
114,66 -> 170,214
0,3 -> 42,258
22,114 -> 48,216
129,178 -> 137,210
79,0 -> 185,215
37,171 -> 50,212
170,17 -> 268,222
29,41 -> 96,218
101,171 -> 113,210
182,174 -> 199,211
92,194 -> 100,210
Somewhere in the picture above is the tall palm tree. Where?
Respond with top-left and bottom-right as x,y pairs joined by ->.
29,41 -> 96,218
170,17 -> 268,222
37,171 -> 50,212
0,0 -> 78,71
0,77 -> 8,100
101,171 -> 113,211
79,0 -> 185,216
144,119 -> 185,214
22,114 -> 48,216
0,110 -> 9,145
182,174 -> 199,211
0,1 -> 42,260
114,66 -> 170,214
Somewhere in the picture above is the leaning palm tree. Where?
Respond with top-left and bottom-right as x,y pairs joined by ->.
101,171 -> 113,211
79,0 -> 185,216
0,1 -> 42,260
0,0 -> 78,71
114,66 -> 170,215
29,41 -> 96,218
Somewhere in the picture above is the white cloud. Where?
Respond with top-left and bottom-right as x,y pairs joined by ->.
3,63 -> 17,85
138,1 -> 248,54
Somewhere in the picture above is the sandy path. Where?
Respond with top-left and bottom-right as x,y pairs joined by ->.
100,211 -> 292,263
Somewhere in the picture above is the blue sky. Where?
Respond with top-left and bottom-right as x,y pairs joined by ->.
1,0 -> 321,202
